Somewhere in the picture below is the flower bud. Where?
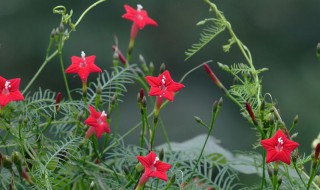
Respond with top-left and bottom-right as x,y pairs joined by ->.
55,92 -> 62,111
212,100 -> 218,114
135,162 -> 144,173
293,115 -> 298,125
89,181 -> 95,189
203,63 -> 224,89
50,28 -> 56,38
245,102 -> 257,125
149,62 -> 154,75
59,23 -> 65,33
170,174 -> 176,184
112,45 -> 127,65
317,43 -> 320,62
22,167 -> 33,184
194,116 -> 203,124
159,149 -> 164,161
290,132 -> 298,139
139,88 -> 144,102
159,63 -> 166,74
267,165 -> 273,178
315,143 -> 320,161
122,165 -> 130,176
139,54 -> 149,73
2,155 -> 12,169
141,96 -> 147,108
12,151 -> 21,165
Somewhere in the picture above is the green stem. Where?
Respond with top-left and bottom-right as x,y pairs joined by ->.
73,0 -> 107,28
302,170 -> 320,190
58,48 -> 72,100
22,50 -> 59,94
293,161 -> 307,188
260,150 -> 266,190
307,163 -> 318,190
187,100 -> 222,184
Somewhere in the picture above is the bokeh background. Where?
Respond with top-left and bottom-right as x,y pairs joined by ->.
1,0 -> 320,155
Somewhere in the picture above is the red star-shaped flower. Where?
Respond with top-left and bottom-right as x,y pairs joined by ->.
0,76 -> 24,107
122,4 -> 158,29
145,70 -> 185,101
261,129 -> 299,165
137,151 -> 171,181
84,106 -> 110,138
65,51 -> 102,82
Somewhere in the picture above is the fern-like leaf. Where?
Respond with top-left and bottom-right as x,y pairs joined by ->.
185,18 -> 226,61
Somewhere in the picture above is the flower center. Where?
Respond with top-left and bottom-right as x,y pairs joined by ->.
159,75 -> 167,97
136,4 -> 144,20
97,111 -> 107,125
80,51 -> 87,68
2,81 -> 11,95
275,137 -> 284,152
150,156 -> 159,171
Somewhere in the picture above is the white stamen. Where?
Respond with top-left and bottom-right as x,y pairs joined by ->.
4,81 -> 11,89
137,4 -> 143,11
153,157 -> 159,165
81,51 -> 86,59
100,111 -> 107,117
278,137 -> 283,145
161,75 -> 166,84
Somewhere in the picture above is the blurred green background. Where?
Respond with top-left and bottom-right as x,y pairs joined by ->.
1,0 -> 320,155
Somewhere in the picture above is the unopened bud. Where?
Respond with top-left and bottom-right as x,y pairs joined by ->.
141,96 -> 147,108
317,43 -> 320,62
315,143 -> 320,161
122,165 -> 130,175
55,28 -> 60,36
96,84 -> 102,94
267,165 -> 273,178
112,45 -> 127,65
50,28 -> 56,38
12,151 -> 21,165
77,111 -> 84,121
293,115 -> 299,125
139,88 -> 144,102
159,149 -> 164,161
290,132 -> 298,139
245,102 -> 257,125
59,23 -> 65,33
203,63 -> 224,89
22,167 -> 33,184
139,54 -> 149,73
135,163 -> 144,172
55,92 -> 62,111
2,155 -> 12,169
149,62 -> 154,75
212,100 -> 218,114
170,174 -> 176,183
89,181 -> 95,189
159,63 -> 166,74
260,101 -> 265,112
194,116 -> 203,124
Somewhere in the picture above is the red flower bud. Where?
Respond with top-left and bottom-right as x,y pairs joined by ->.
203,64 -> 224,89
245,102 -> 257,125
112,45 -> 127,65
55,92 -> 62,111
139,88 -> 144,102
315,143 -> 320,161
